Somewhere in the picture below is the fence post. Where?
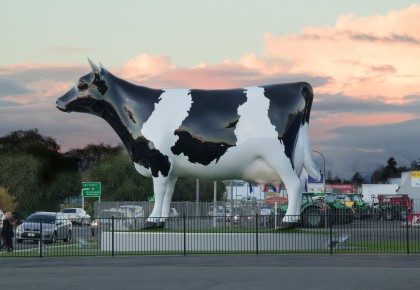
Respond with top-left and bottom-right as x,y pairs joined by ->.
111,216 -> 115,257
329,211 -> 333,255
255,213 -> 259,255
39,219 -> 43,258
183,214 -> 187,256
406,213 -> 410,255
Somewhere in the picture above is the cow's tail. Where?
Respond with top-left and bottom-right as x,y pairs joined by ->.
301,83 -> 321,181
301,123 -> 321,181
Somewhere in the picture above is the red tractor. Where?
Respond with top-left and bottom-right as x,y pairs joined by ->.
375,194 -> 413,221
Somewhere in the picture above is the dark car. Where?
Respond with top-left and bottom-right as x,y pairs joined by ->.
15,211 -> 72,244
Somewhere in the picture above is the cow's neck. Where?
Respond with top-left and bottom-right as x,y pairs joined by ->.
100,73 -> 169,177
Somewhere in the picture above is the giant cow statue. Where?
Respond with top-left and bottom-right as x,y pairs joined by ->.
56,59 -> 320,229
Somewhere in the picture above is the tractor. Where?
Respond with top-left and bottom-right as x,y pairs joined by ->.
343,193 -> 372,220
373,194 -> 412,221
271,192 -> 329,228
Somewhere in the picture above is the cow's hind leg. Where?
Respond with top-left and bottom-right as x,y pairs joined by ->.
143,176 -> 168,229
159,177 -> 178,227
261,150 -> 303,229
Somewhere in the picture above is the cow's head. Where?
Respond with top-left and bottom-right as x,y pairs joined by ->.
56,59 -> 109,116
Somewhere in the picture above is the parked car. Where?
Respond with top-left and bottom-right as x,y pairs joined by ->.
225,208 -> 239,223
119,205 -> 144,229
15,211 -> 72,244
214,208 -> 226,221
60,208 -> 91,226
208,206 -> 224,217
91,208 -> 129,231
169,208 -> 179,218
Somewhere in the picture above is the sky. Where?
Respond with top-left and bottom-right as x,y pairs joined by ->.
1,0 -> 420,180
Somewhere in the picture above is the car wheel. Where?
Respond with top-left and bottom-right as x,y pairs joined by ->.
373,212 -> 381,221
302,207 -> 322,228
63,230 -> 72,242
48,232 -> 57,244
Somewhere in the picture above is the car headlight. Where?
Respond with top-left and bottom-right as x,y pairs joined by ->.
16,226 -> 23,234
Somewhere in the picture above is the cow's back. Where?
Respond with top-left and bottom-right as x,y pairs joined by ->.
139,83 -> 312,180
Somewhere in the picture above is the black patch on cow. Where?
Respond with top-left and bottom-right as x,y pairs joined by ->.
93,73 -> 108,95
261,83 -> 310,165
171,88 -> 247,165
107,71 -> 164,129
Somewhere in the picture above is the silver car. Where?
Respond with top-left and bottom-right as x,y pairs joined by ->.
15,212 -> 72,244
60,208 -> 91,226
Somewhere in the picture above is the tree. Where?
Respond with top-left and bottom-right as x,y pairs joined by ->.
0,128 -> 60,154
86,154 -> 153,201
0,187 -> 17,212
0,129 -> 80,218
371,166 -> 385,183
411,159 -> 420,170
351,172 -> 364,186
380,156 -> 399,182
66,143 -> 124,174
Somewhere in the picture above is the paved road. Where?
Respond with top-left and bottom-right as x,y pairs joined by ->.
1,254 -> 420,290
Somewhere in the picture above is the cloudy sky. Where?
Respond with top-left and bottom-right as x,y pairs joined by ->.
1,0 -> 419,179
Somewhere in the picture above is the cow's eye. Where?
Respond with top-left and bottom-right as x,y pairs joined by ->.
77,82 -> 89,91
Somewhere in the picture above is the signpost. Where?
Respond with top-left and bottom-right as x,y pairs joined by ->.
81,182 -> 101,210
82,182 -> 101,197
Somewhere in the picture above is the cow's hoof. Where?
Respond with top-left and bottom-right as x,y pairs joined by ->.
142,221 -> 158,229
276,222 -> 298,230
157,222 -> 165,229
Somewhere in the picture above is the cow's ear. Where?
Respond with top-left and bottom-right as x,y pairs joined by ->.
87,58 -> 101,73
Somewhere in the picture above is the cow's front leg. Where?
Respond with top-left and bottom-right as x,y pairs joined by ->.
159,177 -> 178,226
143,176 -> 168,229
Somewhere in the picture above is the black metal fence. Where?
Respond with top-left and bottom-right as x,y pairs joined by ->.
2,213 -> 420,258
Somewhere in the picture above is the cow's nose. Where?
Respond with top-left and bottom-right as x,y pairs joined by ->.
56,99 -> 66,111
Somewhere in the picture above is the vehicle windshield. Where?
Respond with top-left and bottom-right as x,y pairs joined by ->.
26,214 -> 55,224
61,209 -> 76,213
302,195 -> 310,204
352,195 -> 362,202
324,195 -> 335,203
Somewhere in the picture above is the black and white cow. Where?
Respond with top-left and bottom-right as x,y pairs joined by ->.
56,59 -> 320,229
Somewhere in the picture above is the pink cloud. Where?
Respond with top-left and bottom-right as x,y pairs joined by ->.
118,54 -> 175,81
261,4 -> 420,103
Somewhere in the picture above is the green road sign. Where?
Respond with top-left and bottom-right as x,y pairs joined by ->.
82,182 -> 101,197
148,196 -> 155,201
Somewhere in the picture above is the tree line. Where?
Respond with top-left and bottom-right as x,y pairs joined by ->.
0,129 -> 225,219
